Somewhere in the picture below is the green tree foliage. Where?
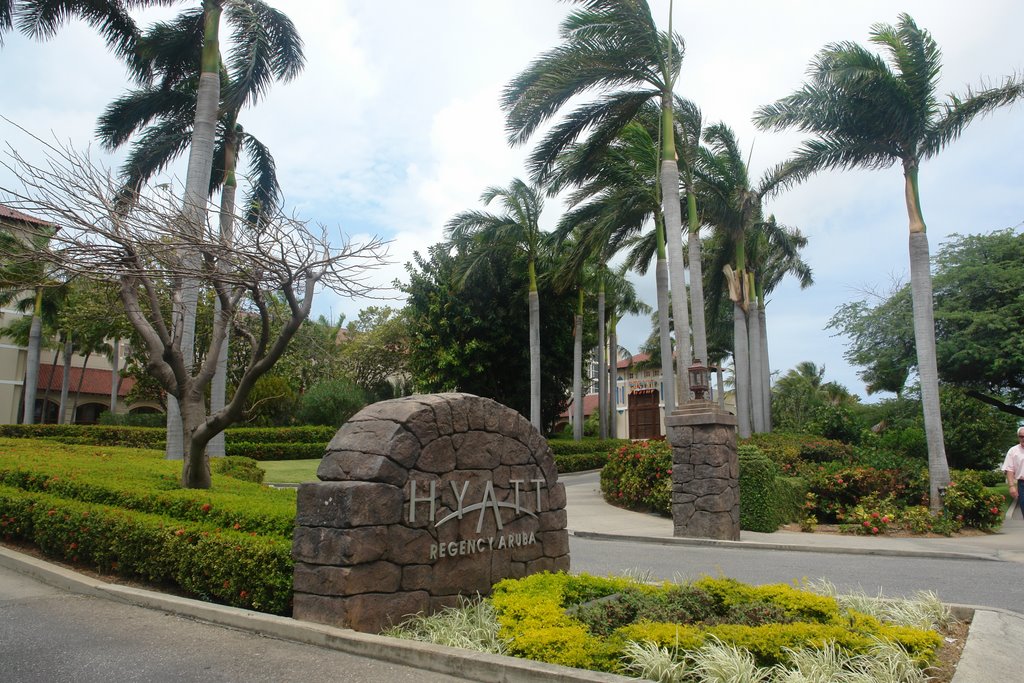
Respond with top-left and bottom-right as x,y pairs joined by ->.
771,362 -> 857,435
339,306 -> 409,401
829,229 -> 1024,412
242,374 -> 296,427
402,242 -> 581,432
296,377 -> 366,428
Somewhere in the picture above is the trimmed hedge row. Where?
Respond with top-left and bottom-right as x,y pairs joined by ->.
548,438 -> 629,456
0,485 -> 292,614
554,453 -> 609,474
738,446 -> 808,532
225,442 -> 326,461
0,440 -> 295,538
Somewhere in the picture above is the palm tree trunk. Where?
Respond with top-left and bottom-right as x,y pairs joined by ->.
21,289 -> 43,424
758,305 -> 772,431
109,337 -> 120,416
528,287 -> 541,431
716,363 -> 726,410
608,320 -> 617,439
661,157 -> 691,404
41,345 -> 60,423
597,278 -> 607,440
168,0 -> 223,471
58,339 -> 72,424
733,302 -> 751,438
655,256 -> 674,421
747,281 -> 765,433
910,231 -> 950,510
905,165 -> 950,511
208,126 -> 238,458
72,352 -> 91,424
573,290 -> 583,441
687,195 -> 708,365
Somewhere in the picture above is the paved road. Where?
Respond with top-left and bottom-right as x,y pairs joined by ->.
0,564 -> 464,683
570,535 -> 1023,614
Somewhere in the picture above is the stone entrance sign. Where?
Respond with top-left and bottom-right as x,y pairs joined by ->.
292,393 -> 569,632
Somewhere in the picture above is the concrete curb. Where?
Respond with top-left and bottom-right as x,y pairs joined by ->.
0,545 -> 630,683
569,530 -> 1003,562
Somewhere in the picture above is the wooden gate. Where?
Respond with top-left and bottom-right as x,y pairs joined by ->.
628,390 -> 661,440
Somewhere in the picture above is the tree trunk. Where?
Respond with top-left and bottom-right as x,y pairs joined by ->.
109,337 -> 119,416
572,291 -> 583,441
72,352 -> 91,424
758,306 -> 772,431
528,288 -> 541,431
597,283 -> 606,440
180,387 -> 212,489
167,1 -> 223,468
208,127 -> 238,459
655,256 -> 675,420
661,158 -> 691,402
747,298 -> 765,433
687,196 -> 708,366
904,165 -> 950,511
21,291 -> 42,424
58,339 -> 72,424
910,231 -> 950,510
608,322 -> 617,439
733,302 -> 751,438
41,345 -> 60,423
716,363 -> 726,410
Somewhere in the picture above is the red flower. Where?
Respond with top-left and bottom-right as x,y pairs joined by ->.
871,527 -> 879,534
201,503 -> 212,513
175,528 -> 185,536
871,511 -> 879,519
862,520 -> 870,527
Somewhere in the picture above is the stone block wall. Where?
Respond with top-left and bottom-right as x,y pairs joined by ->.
666,405 -> 740,540
293,393 -> 569,632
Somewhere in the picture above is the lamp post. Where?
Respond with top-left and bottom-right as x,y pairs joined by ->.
687,360 -> 710,401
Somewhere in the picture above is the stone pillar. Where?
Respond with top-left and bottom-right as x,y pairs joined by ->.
666,400 -> 739,540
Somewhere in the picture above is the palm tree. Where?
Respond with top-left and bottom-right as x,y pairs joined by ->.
0,216 -> 62,424
96,2 -> 303,460
554,105 -> 680,426
503,0 -> 692,410
746,220 -> 814,430
446,179 -> 547,430
698,123 -> 802,436
753,13 -> 1024,508
603,264 -> 651,438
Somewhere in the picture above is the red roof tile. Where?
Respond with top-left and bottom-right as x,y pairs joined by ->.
561,392 -> 601,418
37,364 -> 136,397
0,204 -> 53,227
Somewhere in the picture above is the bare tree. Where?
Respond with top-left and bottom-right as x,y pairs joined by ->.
1,138 -> 388,488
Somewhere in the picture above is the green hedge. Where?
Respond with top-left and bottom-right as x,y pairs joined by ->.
0,485 -> 292,614
738,446 -> 780,532
554,453 -> 608,473
225,442 -> 326,461
548,438 -> 629,456
0,439 -> 295,538
0,424 -> 165,448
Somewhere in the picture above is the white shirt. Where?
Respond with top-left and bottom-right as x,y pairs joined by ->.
1001,443 -> 1024,481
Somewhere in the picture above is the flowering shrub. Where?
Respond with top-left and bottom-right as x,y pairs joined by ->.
943,470 -> 1005,532
599,440 -> 672,515
800,462 -> 927,522
838,494 -> 900,535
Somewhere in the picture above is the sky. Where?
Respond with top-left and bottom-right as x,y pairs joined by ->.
1,1 -> 1023,402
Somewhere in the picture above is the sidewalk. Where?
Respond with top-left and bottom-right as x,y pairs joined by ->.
562,470 -> 1024,563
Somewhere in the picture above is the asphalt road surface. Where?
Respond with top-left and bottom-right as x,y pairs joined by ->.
0,564 -> 464,683
570,535 -> 1023,614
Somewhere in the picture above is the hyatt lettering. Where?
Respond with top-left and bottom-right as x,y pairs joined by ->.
408,477 -> 545,561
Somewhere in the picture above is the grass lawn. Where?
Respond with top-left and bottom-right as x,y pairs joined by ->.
257,459 -> 321,483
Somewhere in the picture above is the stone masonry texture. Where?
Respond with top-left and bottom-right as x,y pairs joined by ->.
292,393 -> 570,633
